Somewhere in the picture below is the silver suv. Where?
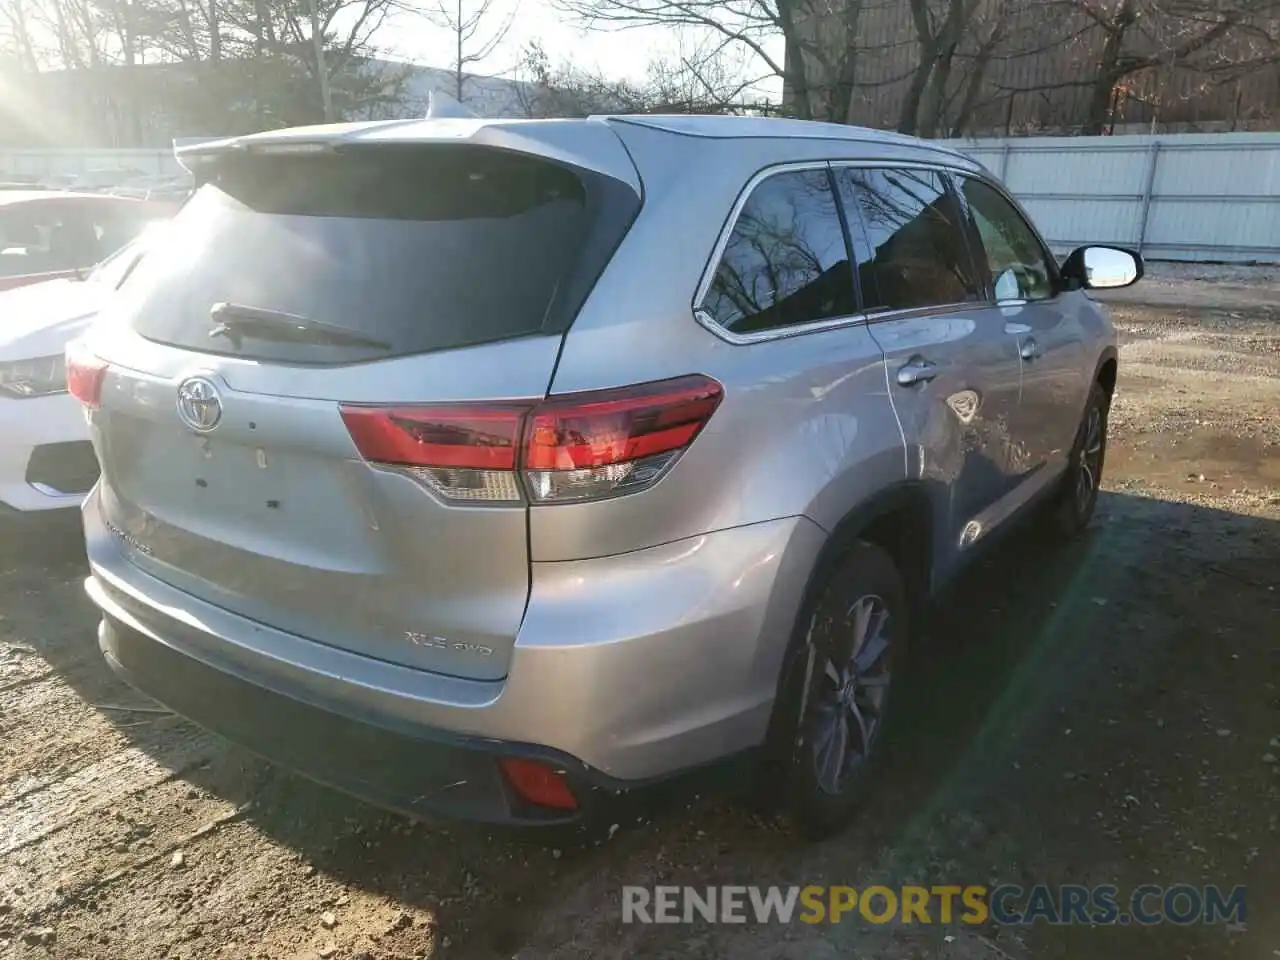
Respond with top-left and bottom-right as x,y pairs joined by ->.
70,115 -> 1140,833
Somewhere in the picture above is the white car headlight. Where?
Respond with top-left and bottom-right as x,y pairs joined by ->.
0,354 -> 68,398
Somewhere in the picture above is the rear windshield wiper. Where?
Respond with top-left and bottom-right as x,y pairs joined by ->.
209,301 -> 392,350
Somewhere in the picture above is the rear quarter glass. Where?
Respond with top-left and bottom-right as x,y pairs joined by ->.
121,146 -> 640,364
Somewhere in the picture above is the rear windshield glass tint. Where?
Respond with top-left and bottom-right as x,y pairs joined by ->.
123,147 -> 589,362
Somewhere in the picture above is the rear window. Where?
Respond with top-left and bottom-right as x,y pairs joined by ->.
123,147 -> 595,363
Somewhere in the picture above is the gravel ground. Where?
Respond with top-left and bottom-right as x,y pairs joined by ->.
1141,261 -> 1280,287
1,285 -> 1277,960
1100,262 -> 1280,314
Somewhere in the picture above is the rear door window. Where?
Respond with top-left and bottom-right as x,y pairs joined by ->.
699,168 -> 856,336
124,147 -> 596,363
833,167 -> 984,313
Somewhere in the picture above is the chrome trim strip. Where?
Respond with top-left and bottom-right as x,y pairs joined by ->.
693,307 -> 869,345
29,482 -> 85,500
695,301 -> 994,347
825,158 -> 975,173
860,301 -> 994,330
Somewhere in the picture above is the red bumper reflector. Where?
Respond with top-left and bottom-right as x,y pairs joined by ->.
498,757 -> 579,811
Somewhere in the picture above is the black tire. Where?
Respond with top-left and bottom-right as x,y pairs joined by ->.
1049,381 -> 1110,539
774,540 -> 908,839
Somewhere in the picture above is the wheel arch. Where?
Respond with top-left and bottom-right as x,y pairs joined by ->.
757,482 -> 934,792
811,482 -> 935,612
1093,346 -> 1118,401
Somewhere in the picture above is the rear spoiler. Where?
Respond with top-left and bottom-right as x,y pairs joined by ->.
170,92 -> 477,176
170,116 -> 643,193
172,135 -> 234,181
174,90 -> 474,166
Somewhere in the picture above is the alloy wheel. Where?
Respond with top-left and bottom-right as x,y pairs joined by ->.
1075,404 -> 1104,515
809,595 -> 893,795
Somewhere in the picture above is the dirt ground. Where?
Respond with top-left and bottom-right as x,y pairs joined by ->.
1,276 -> 1277,960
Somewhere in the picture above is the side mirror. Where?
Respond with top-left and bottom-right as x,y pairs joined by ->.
1061,245 -> 1144,291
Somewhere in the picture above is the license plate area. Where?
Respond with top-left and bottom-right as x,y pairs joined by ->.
166,432 -> 292,512
112,422 -> 373,574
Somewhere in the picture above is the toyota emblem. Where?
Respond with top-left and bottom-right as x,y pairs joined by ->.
176,376 -> 223,432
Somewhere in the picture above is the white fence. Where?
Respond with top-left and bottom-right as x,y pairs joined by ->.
4,132 -> 1278,263
0,148 -> 183,179
943,132 -> 1280,264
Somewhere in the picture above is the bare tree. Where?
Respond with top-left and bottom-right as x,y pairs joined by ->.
920,0 -> 1057,137
216,0 -> 402,121
817,0 -> 865,122
974,0 -> 1280,134
308,0 -> 333,118
895,0 -> 987,136
0,0 -> 43,69
514,34 -> 769,117
945,0 -> 1012,135
552,0 -> 817,117
788,0 -> 1278,135
1067,0 -> 1279,134
1070,0 -> 1227,132
514,40 -> 649,115
420,0 -> 516,102
0,0 -> 427,149
644,31 -> 768,110
208,0 -> 221,59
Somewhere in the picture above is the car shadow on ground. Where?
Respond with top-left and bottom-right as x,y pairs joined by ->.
2,489 -> 1276,958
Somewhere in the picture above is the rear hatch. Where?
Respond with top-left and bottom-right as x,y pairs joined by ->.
84,132 -> 640,680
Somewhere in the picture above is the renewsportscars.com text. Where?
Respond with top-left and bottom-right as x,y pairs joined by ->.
621,884 -> 1247,926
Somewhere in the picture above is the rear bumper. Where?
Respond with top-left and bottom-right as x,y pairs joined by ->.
99,614 -> 591,824
83,492 -> 825,818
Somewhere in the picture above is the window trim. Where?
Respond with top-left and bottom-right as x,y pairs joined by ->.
693,158 -> 997,346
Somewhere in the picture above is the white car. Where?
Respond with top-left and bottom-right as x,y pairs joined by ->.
0,240 -> 145,514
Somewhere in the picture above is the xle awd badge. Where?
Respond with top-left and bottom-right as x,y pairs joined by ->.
405,631 -> 495,658
176,376 -> 223,433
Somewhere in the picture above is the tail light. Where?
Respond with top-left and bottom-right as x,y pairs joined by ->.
340,374 -> 722,505
523,375 -> 722,502
340,404 -> 529,502
65,339 -> 108,409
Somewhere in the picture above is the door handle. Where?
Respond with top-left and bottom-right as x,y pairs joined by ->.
896,357 -> 938,387
1020,338 -> 1042,361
